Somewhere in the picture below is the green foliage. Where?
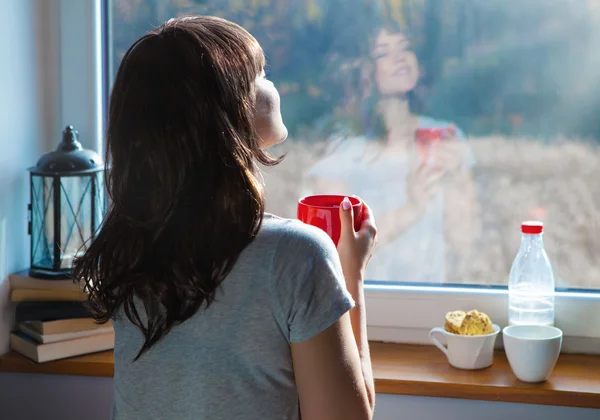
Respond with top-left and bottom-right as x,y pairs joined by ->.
420,0 -> 600,140
111,0 -> 600,140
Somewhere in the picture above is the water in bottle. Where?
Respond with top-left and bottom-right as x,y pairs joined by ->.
508,221 -> 555,326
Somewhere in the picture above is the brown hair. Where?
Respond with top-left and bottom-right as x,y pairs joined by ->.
356,19 -> 424,139
73,16 -> 281,360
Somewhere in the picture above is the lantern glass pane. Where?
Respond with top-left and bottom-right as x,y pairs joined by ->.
59,176 -> 92,269
31,175 -> 54,269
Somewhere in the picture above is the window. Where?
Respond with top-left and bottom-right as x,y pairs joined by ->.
102,0 -> 600,348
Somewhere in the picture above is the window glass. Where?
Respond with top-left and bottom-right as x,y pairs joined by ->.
110,0 -> 600,290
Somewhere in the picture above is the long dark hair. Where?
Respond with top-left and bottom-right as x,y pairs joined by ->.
73,16 -> 281,360
359,18 -> 426,140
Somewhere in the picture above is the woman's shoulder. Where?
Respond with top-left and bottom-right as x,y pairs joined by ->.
418,115 -> 467,139
304,135 -> 370,180
261,214 -> 337,259
324,134 -> 370,156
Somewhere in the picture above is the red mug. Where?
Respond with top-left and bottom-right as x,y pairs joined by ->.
297,195 -> 364,246
416,126 -> 455,165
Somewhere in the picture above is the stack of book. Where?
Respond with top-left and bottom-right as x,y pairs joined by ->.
9,271 -> 114,363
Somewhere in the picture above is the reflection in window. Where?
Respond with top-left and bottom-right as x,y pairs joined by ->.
111,0 -> 600,290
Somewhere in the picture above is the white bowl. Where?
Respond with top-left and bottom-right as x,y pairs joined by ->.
503,325 -> 562,383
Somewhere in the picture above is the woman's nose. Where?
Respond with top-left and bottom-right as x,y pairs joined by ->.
392,50 -> 406,63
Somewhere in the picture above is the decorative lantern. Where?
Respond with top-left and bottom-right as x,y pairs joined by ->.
28,126 -> 105,279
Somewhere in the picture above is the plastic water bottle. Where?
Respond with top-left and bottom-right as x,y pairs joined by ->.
508,221 -> 555,326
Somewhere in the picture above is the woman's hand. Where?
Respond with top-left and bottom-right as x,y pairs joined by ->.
436,134 -> 465,174
405,161 -> 444,217
336,198 -> 377,280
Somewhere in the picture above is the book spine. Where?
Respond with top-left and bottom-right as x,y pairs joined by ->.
15,303 -> 92,322
9,273 -> 80,290
31,318 -> 102,335
11,289 -> 88,302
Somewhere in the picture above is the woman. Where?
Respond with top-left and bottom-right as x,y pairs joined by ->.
306,21 -> 480,283
74,17 -> 376,420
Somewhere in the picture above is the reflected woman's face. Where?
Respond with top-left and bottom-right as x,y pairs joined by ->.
372,29 -> 419,96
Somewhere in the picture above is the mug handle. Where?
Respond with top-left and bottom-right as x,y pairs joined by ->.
429,328 -> 449,356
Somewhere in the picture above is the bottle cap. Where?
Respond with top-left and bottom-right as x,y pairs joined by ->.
521,221 -> 543,234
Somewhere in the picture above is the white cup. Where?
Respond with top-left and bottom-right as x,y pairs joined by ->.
503,325 -> 562,383
429,324 -> 500,370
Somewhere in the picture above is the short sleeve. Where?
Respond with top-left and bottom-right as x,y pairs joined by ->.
272,220 -> 355,343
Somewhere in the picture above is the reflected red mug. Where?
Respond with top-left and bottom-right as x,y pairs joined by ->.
297,195 -> 364,246
416,126 -> 455,165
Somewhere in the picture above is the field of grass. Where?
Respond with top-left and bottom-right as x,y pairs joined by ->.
261,136 -> 600,290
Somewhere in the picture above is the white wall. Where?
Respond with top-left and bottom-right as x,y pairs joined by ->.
374,394 -> 599,420
0,0 -> 59,353
0,373 -> 113,420
0,376 -> 598,420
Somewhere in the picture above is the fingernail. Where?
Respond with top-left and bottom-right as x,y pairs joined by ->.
342,197 -> 351,211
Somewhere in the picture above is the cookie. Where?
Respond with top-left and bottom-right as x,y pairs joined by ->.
444,310 -> 466,334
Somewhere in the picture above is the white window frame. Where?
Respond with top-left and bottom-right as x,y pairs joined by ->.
57,0 -> 104,153
64,0 -> 600,355
365,285 -> 600,354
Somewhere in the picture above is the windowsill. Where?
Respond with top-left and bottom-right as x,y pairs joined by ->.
1,342 -> 599,408
369,342 -> 600,408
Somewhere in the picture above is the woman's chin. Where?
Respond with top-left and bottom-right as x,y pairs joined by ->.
379,82 -> 418,97
261,125 -> 288,149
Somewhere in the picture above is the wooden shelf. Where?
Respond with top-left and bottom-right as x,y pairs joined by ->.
370,342 -> 600,408
1,342 -> 599,408
0,349 -> 113,377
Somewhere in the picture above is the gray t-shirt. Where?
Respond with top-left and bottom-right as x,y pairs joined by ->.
111,214 -> 354,420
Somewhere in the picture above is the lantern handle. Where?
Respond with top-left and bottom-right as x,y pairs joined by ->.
57,126 -> 82,153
